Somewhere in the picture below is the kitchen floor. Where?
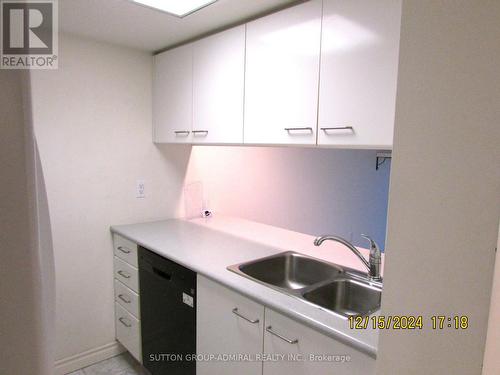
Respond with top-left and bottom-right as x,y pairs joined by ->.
67,353 -> 147,375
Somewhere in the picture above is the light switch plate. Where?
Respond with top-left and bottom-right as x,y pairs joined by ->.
136,180 -> 145,198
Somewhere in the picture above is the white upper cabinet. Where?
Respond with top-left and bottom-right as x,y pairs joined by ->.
244,0 -> 322,145
192,26 -> 246,144
317,0 -> 402,148
152,0 -> 401,148
153,44 -> 193,143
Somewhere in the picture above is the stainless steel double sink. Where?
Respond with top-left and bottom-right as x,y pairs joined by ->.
227,251 -> 381,318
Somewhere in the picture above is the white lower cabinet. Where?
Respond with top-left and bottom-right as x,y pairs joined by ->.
115,303 -> 142,362
197,275 -> 264,375
112,234 -> 142,363
197,275 -> 374,375
113,256 -> 139,293
114,279 -> 140,318
263,309 -> 375,375
113,234 -> 138,267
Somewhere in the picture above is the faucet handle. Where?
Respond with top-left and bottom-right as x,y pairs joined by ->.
361,234 -> 382,282
361,234 -> 381,258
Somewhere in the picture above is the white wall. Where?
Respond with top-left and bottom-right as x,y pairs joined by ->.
0,71 -> 54,375
483,224 -> 500,374
30,34 -> 191,371
377,1 -> 500,374
185,146 -> 391,248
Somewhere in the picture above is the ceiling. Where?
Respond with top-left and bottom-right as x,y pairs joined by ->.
59,0 -> 299,53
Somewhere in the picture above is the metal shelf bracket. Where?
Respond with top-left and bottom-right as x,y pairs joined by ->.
376,151 -> 392,170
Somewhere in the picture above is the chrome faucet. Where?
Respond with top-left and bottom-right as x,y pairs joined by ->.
314,234 -> 382,282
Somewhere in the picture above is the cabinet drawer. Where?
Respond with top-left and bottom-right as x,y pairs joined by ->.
114,279 -> 140,319
114,256 -> 139,293
115,303 -> 142,363
113,234 -> 138,267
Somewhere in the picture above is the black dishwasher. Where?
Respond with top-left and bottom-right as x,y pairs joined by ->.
139,247 -> 196,375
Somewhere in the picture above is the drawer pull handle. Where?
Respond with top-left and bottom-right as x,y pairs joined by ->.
118,317 -> 132,328
174,130 -> 190,135
192,130 -> 209,135
118,294 -> 131,304
266,326 -> 298,344
117,270 -> 131,279
320,126 -> 354,132
117,246 -> 131,254
232,308 -> 259,324
284,127 -> 313,132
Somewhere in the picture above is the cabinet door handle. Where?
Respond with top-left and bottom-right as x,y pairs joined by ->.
117,246 -> 131,254
284,127 -> 313,132
118,294 -> 131,304
118,317 -> 132,328
174,130 -> 190,135
320,126 -> 354,131
192,130 -> 209,135
117,270 -> 131,279
232,308 -> 259,324
266,326 -> 298,344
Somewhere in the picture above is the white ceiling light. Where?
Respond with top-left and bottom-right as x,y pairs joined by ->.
131,0 -> 218,18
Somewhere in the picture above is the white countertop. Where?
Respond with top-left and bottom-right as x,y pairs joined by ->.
111,216 -> 382,358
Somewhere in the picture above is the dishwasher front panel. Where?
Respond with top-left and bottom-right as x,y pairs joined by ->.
139,247 -> 196,375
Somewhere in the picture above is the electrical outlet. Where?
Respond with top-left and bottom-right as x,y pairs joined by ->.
136,180 -> 145,199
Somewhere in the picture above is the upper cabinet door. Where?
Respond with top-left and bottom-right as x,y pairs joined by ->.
153,44 -> 193,143
318,0 -> 402,149
192,26 -> 246,144
244,1 -> 322,145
